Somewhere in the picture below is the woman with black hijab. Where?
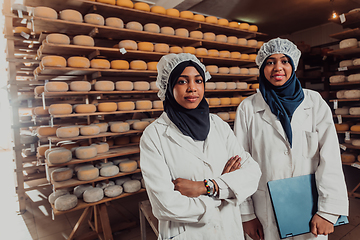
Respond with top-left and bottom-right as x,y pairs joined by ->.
140,53 -> 261,240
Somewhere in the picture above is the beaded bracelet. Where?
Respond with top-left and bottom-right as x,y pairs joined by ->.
210,179 -> 218,197
204,179 -> 211,196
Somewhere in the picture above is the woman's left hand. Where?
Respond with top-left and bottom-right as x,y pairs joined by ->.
310,214 -> 334,237
173,178 -> 206,197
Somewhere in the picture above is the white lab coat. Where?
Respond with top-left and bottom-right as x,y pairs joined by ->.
140,112 -> 261,240
234,90 -> 349,240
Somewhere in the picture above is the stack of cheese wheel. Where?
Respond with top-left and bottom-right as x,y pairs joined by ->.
239,23 -> 249,30
341,153 -> 356,163
161,26 -> 175,35
249,25 -> 258,32
134,81 -> 150,91
132,120 -> 150,130
118,101 -> 135,111
166,8 -> 179,17
151,5 -> 166,14
56,126 -> 80,138
116,81 -> 133,90
147,62 -> 157,71
350,107 -> 360,115
204,32 -> 216,41
93,122 -> 108,133
49,104 -> 72,115
51,167 -> 73,182
91,142 -> 109,154
76,146 -> 97,160
354,58 -> 360,66
339,60 -> 353,68
335,107 -> 349,115
348,74 -> 360,82
208,98 -> 221,106
47,148 -> 72,165
154,43 -> 170,53
138,42 -> 154,52
217,112 -> 230,121
175,28 -> 189,37
136,100 -> 152,110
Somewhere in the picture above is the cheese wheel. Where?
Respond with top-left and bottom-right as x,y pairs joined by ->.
56,126 -> 80,138
180,11 -> 194,19
238,38 -> 247,45
154,43 -> 170,53
54,195 -> 78,211
249,25 -> 258,32
83,188 -> 103,203
97,102 -> 117,112
225,36 -> 237,44
38,145 -> 50,157
240,68 -> 249,74
196,48 -> 208,56
80,125 -> 101,136
74,104 -> 96,113
93,122 -> 108,133
138,42 -> 154,52
91,142 -> 109,154
216,35 -> 227,43
116,0 -> 133,8
111,60 -> 129,69
84,13 -> 104,25
219,51 -> 230,58
203,32 -> 216,41
73,35 -> 94,46
166,8 -> 180,17
153,100 -> 163,109
74,184 -> 93,198
70,81 -> 91,91
130,60 -> 147,70
118,101 -> 135,111
169,46 -> 183,54
147,62 -> 158,71
58,142 -> 79,150
161,26 -> 175,35
131,135 -> 141,143
67,56 -> 90,68
239,23 -> 249,30
37,126 -> 58,137
110,122 -> 130,133
230,52 -> 241,59
249,68 -> 259,75
218,112 -> 230,120
46,33 -> 70,45
115,175 -> 131,185
251,83 -> 260,89
335,123 -> 349,131
351,125 -> 360,131
126,21 -> 143,31
47,149 -> 72,165
123,180 -> 141,193
134,2 -> 150,11
105,17 -> 124,28
209,98 -> 221,106
229,22 -> 239,28
218,67 -> 230,74
136,100 -> 152,110
34,86 -> 45,95
94,81 -> 114,91
247,40 -> 258,47
220,98 -> 231,105
230,67 -> 241,74
205,82 -> 216,90
134,81 -> 150,90
230,97 -> 241,105
205,16 -> 218,24
45,82 -> 68,92
95,162 -> 113,170
208,49 -> 220,57
150,5 -> 166,14
350,107 -> 360,115
48,190 -> 70,204
193,14 -> 205,22
175,28 -> 189,37
341,153 -> 356,163
339,60 -> 353,68
60,9 -> 83,22
144,23 -> 160,33
41,56 -> 66,67
344,90 -> 360,99
114,136 -> 130,145
49,104 -> 72,115
34,7 -> 58,19
249,54 -> 257,61
348,74 -> 360,82
104,185 -> 123,197
190,31 -> 203,39
51,167 -> 73,182
119,160 -> 137,172
116,81 -> 133,90
229,111 -> 236,120
218,18 -> 229,26
150,81 -> 159,90
132,121 -> 150,130
91,59 -> 110,69
353,139 -> 360,147
329,75 -> 346,83
353,58 -> 360,66
76,146 -> 97,159
240,54 -> 250,60
45,147 -> 66,159
206,65 -> 218,73
340,38 -> 358,49
226,82 -> 237,90
335,107 -> 349,115
97,0 -> 115,4
182,46 -> 196,54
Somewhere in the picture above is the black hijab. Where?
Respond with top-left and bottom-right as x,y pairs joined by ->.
163,60 -> 210,141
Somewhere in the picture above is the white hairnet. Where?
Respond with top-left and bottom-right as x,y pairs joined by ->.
255,37 -> 301,71
156,53 -> 211,101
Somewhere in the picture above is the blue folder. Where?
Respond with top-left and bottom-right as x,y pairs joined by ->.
267,174 -> 348,239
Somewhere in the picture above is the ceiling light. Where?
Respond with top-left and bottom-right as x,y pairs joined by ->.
332,10 -> 337,18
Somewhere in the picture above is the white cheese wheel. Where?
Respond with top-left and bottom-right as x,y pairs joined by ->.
123,180 -> 141,193
150,81 -> 159,90
76,146 -> 97,160
215,82 -> 227,90
208,98 -> 221,106
119,160 -> 137,172
67,56 -> 90,68
237,82 -> 248,89
144,23 -> 160,33
219,51 -> 230,58
166,8 -> 180,17
151,5 -> 166,14
147,62 -> 158,71
249,68 -> 259,75
216,35 -> 227,42
208,49 -> 220,57
340,38 -> 358,49
220,98 -> 231,105
97,102 -> 117,112
217,112 -> 230,120
95,162 -> 113,170
83,188 -> 103,203
93,123 -> 108,133
227,36 -> 238,44
205,16 -> 218,24
73,35 -> 95,46
41,56 -> 66,67
206,65 -> 218,73
115,176 -> 131,185
130,60 -> 147,70
116,81 -> 133,90
153,100 -> 163,109
348,74 -> 360,82
203,32 -> 216,41
91,59 -> 110,69
118,101 -> 135,111
136,100 -> 152,110
249,25 -> 258,32
60,9 -> 83,22
196,48 -> 208,56
116,0 -> 133,8
218,19 -> 229,26
46,33 -> 70,45
111,60 -> 129,69
161,26 -> 175,35
132,121 -> 150,130
339,60 -> 353,68
353,58 -> 360,66
341,153 -> 356,163
353,139 -> 360,147
105,17 -> 124,28
175,28 -> 189,37
205,82 -> 216,90
80,125 -> 101,136
110,122 -> 130,133
74,184 -> 93,198
54,194 -> 78,211
154,43 -> 170,53
182,46 -> 196,54
134,81 -> 150,90
84,13 -> 104,25
48,190 -> 69,204
100,165 -> 119,177
49,104 -> 72,115
70,81 -> 91,91
329,75 -> 346,83
126,21 -> 143,31
104,185 -> 123,197
226,82 -> 237,90
229,67 -> 241,74
138,42 -> 154,52
34,6 -> 58,19
231,97 -> 241,105
344,90 -> 360,99
350,107 -> 360,115
51,167 -> 73,182
218,67 -> 230,74
240,68 -> 250,75
247,39 -> 258,47
45,82 -> 68,92
94,81 -> 114,91
335,107 -> 349,115
134,2 -> 150,11
91,142 -> 109,154
239,23 -> 250,30
190,31 -> 203,39
180,11 -> 194,19
336,90 -> 346,99
47,149 -> 72,164
56,126 -> 80,138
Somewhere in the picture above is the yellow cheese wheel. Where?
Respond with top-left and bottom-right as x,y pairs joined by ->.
56,126 -> 80,138
130,60 -> 147,70
34,7 -> 58,19
37,126 -> 59,137
216,35 -> 227,43
33,106 -> 49,116
147,62 -> 158,71
227,36 -> 238,44
249,68 -> 259,75
94,81 -> 114,91
209,98 -> 221,106
37,144 -> 50,157
126,21 -> 143,31
90,142 -> 109,154
136,100 -> 152,110
150,81 -> 159,90
230,97 -> 241,105
97,0 -> 115,4
49,104 -> 72,115
134,2 -> 150,11
238,38 -> 247,45
67,56 -> 90,68
73,35 -> 95,46
134,81 -> 150,90
45,82 -> 69,92
169,46 -> 183,54
47,149 -> 72,165
41,56 -> 66,67
111,60 -> 129,69
114,136 -> 130,145
229,22 -> 239,28
46,33 -> 70,45
215,82 -> 227,89
166,8 -> 180,17
182,46 -> 196,54
206,65 -> 218,73
231,52 -> 241,59
175,28 -> 189,37
84,13 -> 105,25
110,122 -> 130,132
76,146 -> 98,160
205,16 -> 218,24
116,81 -> 133,90
60,9 -> 83,23
119,160 -> 138,172
34,86 -> 45,95
132,121 -> 150,130
90,59 -> 110,69
239,23 -> 250,30
196,48 -> 208,56
341,153 -> 356,163
217,112 -> 230,121
138,42 -> 154,52
74,104 -> 96,113
219,51 -> 230,58
240,68 -> 249,75
205,82 -> 216,90
154,43 -> 170,53
249,25 -> 258,32
240,54 -> 250,60
151,6 -> 166,14
203,32 -> 216,41
220,97 -> 231,105
250,83 -> 259,89
77,167 -> 100,181
153,100 -> 163,109
51,168 -> 73,182
97,102 -> 117,112
257,41 -> 264,48
144,23 -> 160,33
208,49 -> 220,57
116,0 -> 133,8
247,39 -> 258,47
229,111 -> 236,120
190,31 -> 203,39
180,11 -> 194,19
118,101 -> 135,111
105,17 -> 124,28
351,125 -> 360,132
335,123 -> 350,131
193,14 -> 205,22
229,67 -> 241,74
218,19 -> 229,26
161,26 -> 175,35
237,82 -> 248,89
80,125 -> 101,136
94,123 -> 109,133
69,81 -> 91,91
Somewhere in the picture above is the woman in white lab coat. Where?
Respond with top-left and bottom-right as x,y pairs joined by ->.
234,38 -> 348,240
140,53 -> 261,240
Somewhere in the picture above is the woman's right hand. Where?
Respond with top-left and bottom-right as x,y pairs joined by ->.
243,218 -> 264,240
222,155 -> 241,174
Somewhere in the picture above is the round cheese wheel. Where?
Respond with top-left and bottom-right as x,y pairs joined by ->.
208,49 -> 220,57
215,82 -> 227,90
238,38 -> 247,45
249,54 -> 257,61
239,23 -> 249,30
154,43 -> 170,53
34,86 -> 45,95
134,2 -> 150,11
182,46 -> 196,54
169,46 -> 183,53
51,167 -> 73,182
104,185 -> 123,197
247,40 -> 258,47
144,23 -> 160,33
226,36 -> 238,44
74,104 -> 96,113
41,56 -> 66,67
126,21 -> 143,31
348,74 -> 360,82
220,98 -> 231,105
219,51 -> 230,58
353,140 -> 360,147
118,101 -> 135,111
340,38 -> 358,49
336,90 -> 346,99
218,18 -> 229,26
130,60 -> 147,70
153,100 -> 163,109
111,60 -> 129,69
38,144 -> 50,157
175,28 -> 189,37
97,102 -> 117,112
94,81 -> 115,91
123,179 -> 141,193
73,35 -> 94,46
257,41 -> 264,48
206,65 -> 218,73
84,13 -> 104,25
218,112 -> 230,120
147,62 -> 158,71
161,26 -> 175,35
203,32 -> 216,41
205,16 -> 218,24
80,125 -> 101,136
97,0 -> 115,4
45,82 -> 68,92
216,35 -> 227,43
240,68 -> 250,75
76,146 -> 97,159
341,153 -> 356,163
237,82 -> 248,89
45,147 -> 66,159
37,126 -> 58,137
229,22 -> 239,28
218,67 -> 230,74
180,11 -> 194,19
93,123 -> 108,133
150,81 -> 159,90
136,100 -> 152,110
49,104 -> 72,115
205,82 -> 216,90
230,52 -> 241,59
67,56 -> 90,68
46,33 -> 70,45
105,17 -> 124,28
190,31 -> 203,39
351,125 -> 360,131
250,83 -> 260,89
344,90 -> 360,99
119,160 -> 137,172
116,81 -> 133,90
151,5 -> 166,14
132,121 -> 150,130
209,98 -> 221,106
114,136 -> 130,145
54,195 -> 78,211
116,0 -> 133,8
339,60 -> 353,68
74,184 -> 93,198
91,142 -> 109,154
226,82 -> 237,89
193,14 -> 205,22
110,122 -> 130,133
91,59 -> 110,69
240,54 -> 250,60
196,48 -> 208,56
231,97 -> 241,105
229,111 -> 236,120
134,81 -> 150,90
249,68 -> 259,75
330,75 -> 346,83
48,189 -> 70,204
33,106 -> 49,116
138,42 -> 154,52
60,9 -> 83,22
166,8 -> 180,17
229,67 -> 241,74
249,25 -> 258,32
335,123 -> 349,131
70,81 -> 91,91
34,6 -> 58,19
56,126 -> 80,138
353,58 -> 360,66
350,107 -> 360,115
335,107 -> 350,115
47,149 -> 72,165
83,188 -> 103,203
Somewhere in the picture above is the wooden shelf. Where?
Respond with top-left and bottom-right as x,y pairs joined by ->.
330,28 -> 360,40
329,11 -> 360,29
333,114 -> 360,118
336,65 -> 360,73
48,131 -> 142,142
330,81 -> 360,86
337,131 -> 360,135
328,46 -> 360,56
330,98 -> 360,102
341,143 -> 360,150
